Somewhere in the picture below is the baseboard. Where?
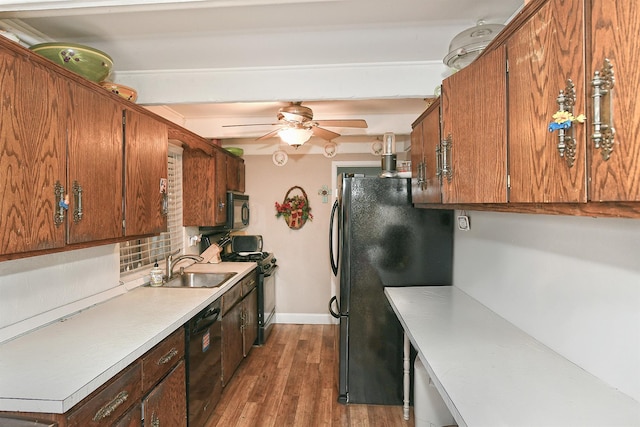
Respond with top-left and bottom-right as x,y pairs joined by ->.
275,312 -> 338,325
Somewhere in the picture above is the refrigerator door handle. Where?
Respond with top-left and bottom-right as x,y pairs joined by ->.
329,199 -> 340,276
329,295 -> 340,318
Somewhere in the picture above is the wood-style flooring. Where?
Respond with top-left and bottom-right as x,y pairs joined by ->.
206,324 -> 414,427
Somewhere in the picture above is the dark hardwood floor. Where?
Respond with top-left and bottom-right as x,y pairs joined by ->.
206,324 -> 414,427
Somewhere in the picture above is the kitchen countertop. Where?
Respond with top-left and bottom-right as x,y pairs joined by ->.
385,286 -> 640,427
0,262 -> 256,414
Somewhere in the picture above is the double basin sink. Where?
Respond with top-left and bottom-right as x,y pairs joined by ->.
159,271 -> 237,288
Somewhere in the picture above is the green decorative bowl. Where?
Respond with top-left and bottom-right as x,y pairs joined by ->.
225,147 -> 244,157
29,42 -> 113,83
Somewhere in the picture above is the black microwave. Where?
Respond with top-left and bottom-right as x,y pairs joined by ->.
227,192 -> 249,230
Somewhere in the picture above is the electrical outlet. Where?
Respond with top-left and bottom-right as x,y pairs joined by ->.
457,215 -> 470,231
188,234 -> 201,247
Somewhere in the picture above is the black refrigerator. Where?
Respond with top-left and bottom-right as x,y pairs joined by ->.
328,175 -> 453,405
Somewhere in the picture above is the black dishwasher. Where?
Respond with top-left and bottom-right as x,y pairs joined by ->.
185,298 -> 222,427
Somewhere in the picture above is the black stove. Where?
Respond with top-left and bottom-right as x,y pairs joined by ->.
220,251 -> 276,274
219,250 -> 277,345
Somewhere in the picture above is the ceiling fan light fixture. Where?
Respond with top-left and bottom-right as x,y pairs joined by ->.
278,128 -> 313,147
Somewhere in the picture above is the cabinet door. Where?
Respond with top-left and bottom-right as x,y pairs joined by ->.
237,160 -> 246,193
243,287 -> 258,356
214,150 -> 228,226
123,109 -> 168,237
143,361 -> 187,427
226,155 -> 246,193
67,84 -> 123,244
422,100 -> 443,203
183,148 -> 216,226
0,48 -> 67,254
441,45 -> 508,203
221,302 -> 243,386
114,403 -> 141,427
589,0 -> 640,201
226,154 -> 240,192
410,116 -> 426,203
507,0 -> 586,203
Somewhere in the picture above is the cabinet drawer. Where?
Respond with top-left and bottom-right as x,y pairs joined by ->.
241,271 -> 257,296
222,282 -> 242,315
141,328 -> 185,393
66,362 -> 142,427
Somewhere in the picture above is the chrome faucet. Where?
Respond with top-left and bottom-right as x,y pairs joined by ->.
165,250 -> 204,281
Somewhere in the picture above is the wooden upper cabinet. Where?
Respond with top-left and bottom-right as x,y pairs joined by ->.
183,147 -> 227,227
422,100 -> 444,204
589,0 -> 640,201
123,109 -> 168,237
411,99 -> 442,204
67,84 -> 124,244
215,150 -> 228,225
441,45 -> 508,204
183,148 -> 215,226
507,0 -> 587,203
0,47 -> 67,255
410,113 -> 425,203
226,154 -> 245,193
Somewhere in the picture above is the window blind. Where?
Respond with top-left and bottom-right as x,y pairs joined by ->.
119,144 -> 183,274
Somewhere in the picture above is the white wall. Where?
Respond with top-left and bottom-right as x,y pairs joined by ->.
0,245 -> 121,342
453,211 -> 640,402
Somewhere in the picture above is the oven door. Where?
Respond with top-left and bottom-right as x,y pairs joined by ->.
259,265 -> 277,344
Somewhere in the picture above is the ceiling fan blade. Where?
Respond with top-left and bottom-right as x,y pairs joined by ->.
256,128 -> 282,141
312,126 -> 341,141
314,119 -> 368,128
222,123 -> 279,127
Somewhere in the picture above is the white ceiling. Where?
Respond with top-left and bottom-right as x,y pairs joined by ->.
0,0 -> 524,145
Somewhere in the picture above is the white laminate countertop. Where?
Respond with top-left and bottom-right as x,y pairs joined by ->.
0,262 -> 257,414
385,286 -> 640,427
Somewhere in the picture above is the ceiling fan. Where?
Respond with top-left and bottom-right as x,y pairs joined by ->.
223,102 -> 368,147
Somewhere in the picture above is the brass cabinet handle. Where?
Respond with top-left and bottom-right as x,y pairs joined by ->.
553,79 -> 579,168
157,347 -> 178,365
92,390 -> 128,421
161,191 -> 169,217
54,181 -> 66,227
591,58 -> 615,160
72,180 -> 83,223
440,135 -> 453,182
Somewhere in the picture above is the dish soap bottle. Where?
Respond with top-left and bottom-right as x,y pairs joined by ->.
149,260 -> 164,287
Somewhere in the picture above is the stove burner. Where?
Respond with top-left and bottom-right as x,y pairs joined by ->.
222,251 -> 269,262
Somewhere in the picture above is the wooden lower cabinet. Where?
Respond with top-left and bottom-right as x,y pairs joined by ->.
221,271 -> 258,386
243,287 -> 258,357
1,329 -> 186,427
113,404 -> 142,427
143,361 -> 186,427
222,299 -> 244,386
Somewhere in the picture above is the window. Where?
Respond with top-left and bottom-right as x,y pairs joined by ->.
119,144 -> 183,274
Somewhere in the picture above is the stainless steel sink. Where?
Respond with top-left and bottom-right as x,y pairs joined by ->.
161,271 -> 237,288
